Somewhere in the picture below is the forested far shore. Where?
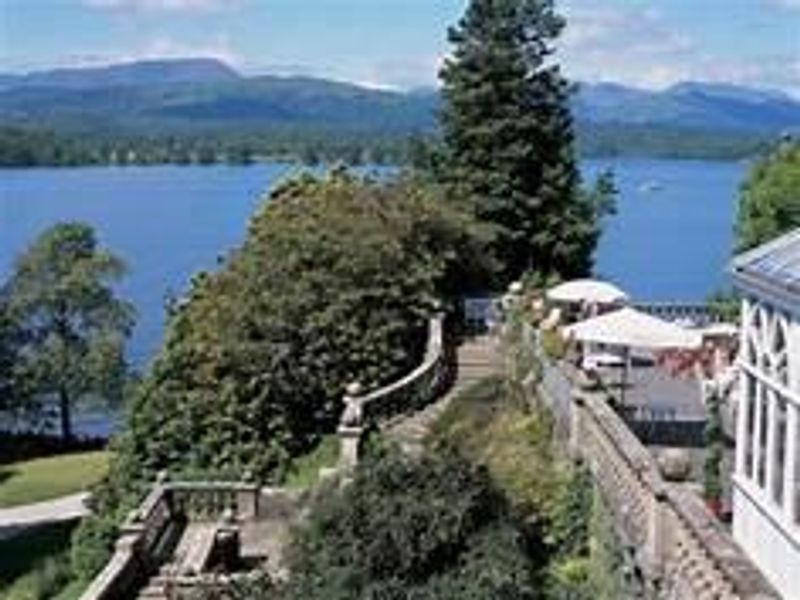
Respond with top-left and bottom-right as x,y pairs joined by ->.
0,124 -> 777,168
0,126 -> 421,168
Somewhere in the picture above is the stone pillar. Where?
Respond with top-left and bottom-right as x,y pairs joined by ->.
338,382 -> 365,469
337,425 -> 363,469
236,486 -> 259,520
215,508 -> 241,572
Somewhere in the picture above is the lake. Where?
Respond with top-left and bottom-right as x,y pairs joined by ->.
1,158 -> 745,371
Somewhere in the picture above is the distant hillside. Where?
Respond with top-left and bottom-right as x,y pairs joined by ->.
1,59 -> 797,160
575,81 -> 800,133
0,58 -> 240,91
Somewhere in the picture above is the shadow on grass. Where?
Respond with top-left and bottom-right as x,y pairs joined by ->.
0,467 -> 19,487
0,520 -> 77,587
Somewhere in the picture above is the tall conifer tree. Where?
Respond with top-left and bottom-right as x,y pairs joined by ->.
440,0 -> 607,283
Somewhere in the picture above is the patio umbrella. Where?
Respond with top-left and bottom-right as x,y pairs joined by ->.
563,307 -> 702,404
563,307 -> 702,350
546,279 -> 628,306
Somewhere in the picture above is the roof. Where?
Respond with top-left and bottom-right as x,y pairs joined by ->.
563,307 -> 702,350
731,228 -> 800,308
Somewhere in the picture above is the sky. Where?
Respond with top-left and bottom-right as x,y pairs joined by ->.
1,0 -> 799,96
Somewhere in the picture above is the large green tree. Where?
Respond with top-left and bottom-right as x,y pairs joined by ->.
439,0 -> 612,283
101,171 -> 488,497
6,223 -> 134,441
736,139 -> 800,251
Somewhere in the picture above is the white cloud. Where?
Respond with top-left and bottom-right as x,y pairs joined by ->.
83,0 -> 237,12
762,0 -> 800,10
55,34 -> 243,70
132,35 -> 241,65
558,1 -> 800,98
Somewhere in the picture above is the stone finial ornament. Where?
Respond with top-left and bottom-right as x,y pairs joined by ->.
658,448 -> 692,482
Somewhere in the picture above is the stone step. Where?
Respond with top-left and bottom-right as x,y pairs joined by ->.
137,585 -> 167,600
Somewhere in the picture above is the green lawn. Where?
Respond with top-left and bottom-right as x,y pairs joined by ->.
0,451 -> 110,508
284,436 -> 340,489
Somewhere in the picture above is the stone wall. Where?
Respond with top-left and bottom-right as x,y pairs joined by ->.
535,342 -> 779,599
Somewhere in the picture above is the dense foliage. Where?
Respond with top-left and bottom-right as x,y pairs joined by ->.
578,123 -> 770,161
736,139 -> 800,251
2,223 -> 134,441
282,447 -> 540,600
0,300 -> 25,413
95,170 -> 487,501
438,0 -> 613,283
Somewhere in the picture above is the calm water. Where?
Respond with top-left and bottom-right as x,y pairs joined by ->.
1,159 -> 745,370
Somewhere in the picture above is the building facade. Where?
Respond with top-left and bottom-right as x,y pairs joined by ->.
732,229 -> 800,599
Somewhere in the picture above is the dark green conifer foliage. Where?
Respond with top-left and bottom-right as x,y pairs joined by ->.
439,0 -> 607,282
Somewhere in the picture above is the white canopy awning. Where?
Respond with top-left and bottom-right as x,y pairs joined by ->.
699,322 -> 739,338
546,279 -> 628,305
563,307 -> 702,350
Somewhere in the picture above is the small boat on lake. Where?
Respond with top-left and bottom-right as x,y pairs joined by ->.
638,180 -> 663,193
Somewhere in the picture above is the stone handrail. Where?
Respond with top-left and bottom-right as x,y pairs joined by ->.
531,326 -> 778,598
80,478 -> 259,600
337,312 -> 447,468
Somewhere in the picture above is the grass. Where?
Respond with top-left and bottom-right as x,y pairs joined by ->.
0,451 -> 110,508
429,375 -> 566,519
284,436 -> 340,489
0,521 -> 77,600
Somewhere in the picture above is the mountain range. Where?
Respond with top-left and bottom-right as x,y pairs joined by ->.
1,58 -> 798,138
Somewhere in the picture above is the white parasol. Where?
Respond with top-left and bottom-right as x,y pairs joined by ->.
547,279 -> 628,306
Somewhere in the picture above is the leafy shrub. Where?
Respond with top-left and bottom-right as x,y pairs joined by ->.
540,329 -> 568,361
282,447 -> 538,599
430,377 -> 565,524
30,555 -> 71,599
547,556 -> 593,600
69,514 -> 120,584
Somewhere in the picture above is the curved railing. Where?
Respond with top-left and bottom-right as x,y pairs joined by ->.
336,312 -> 448,468
340,313 -> 446,426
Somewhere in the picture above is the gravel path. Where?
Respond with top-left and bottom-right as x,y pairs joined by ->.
387,335 -> 501,456
0,492 -> 89,540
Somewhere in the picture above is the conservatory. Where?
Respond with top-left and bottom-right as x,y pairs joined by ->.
731,228 -> 800,599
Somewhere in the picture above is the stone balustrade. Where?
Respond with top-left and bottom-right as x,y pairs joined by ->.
79,478 -> 260,600
532,325 -> 778,599
337,312 -> 447,468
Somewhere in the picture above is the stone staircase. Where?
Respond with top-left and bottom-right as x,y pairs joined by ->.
387,335 -> 501,455
136,521 -> 217,599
